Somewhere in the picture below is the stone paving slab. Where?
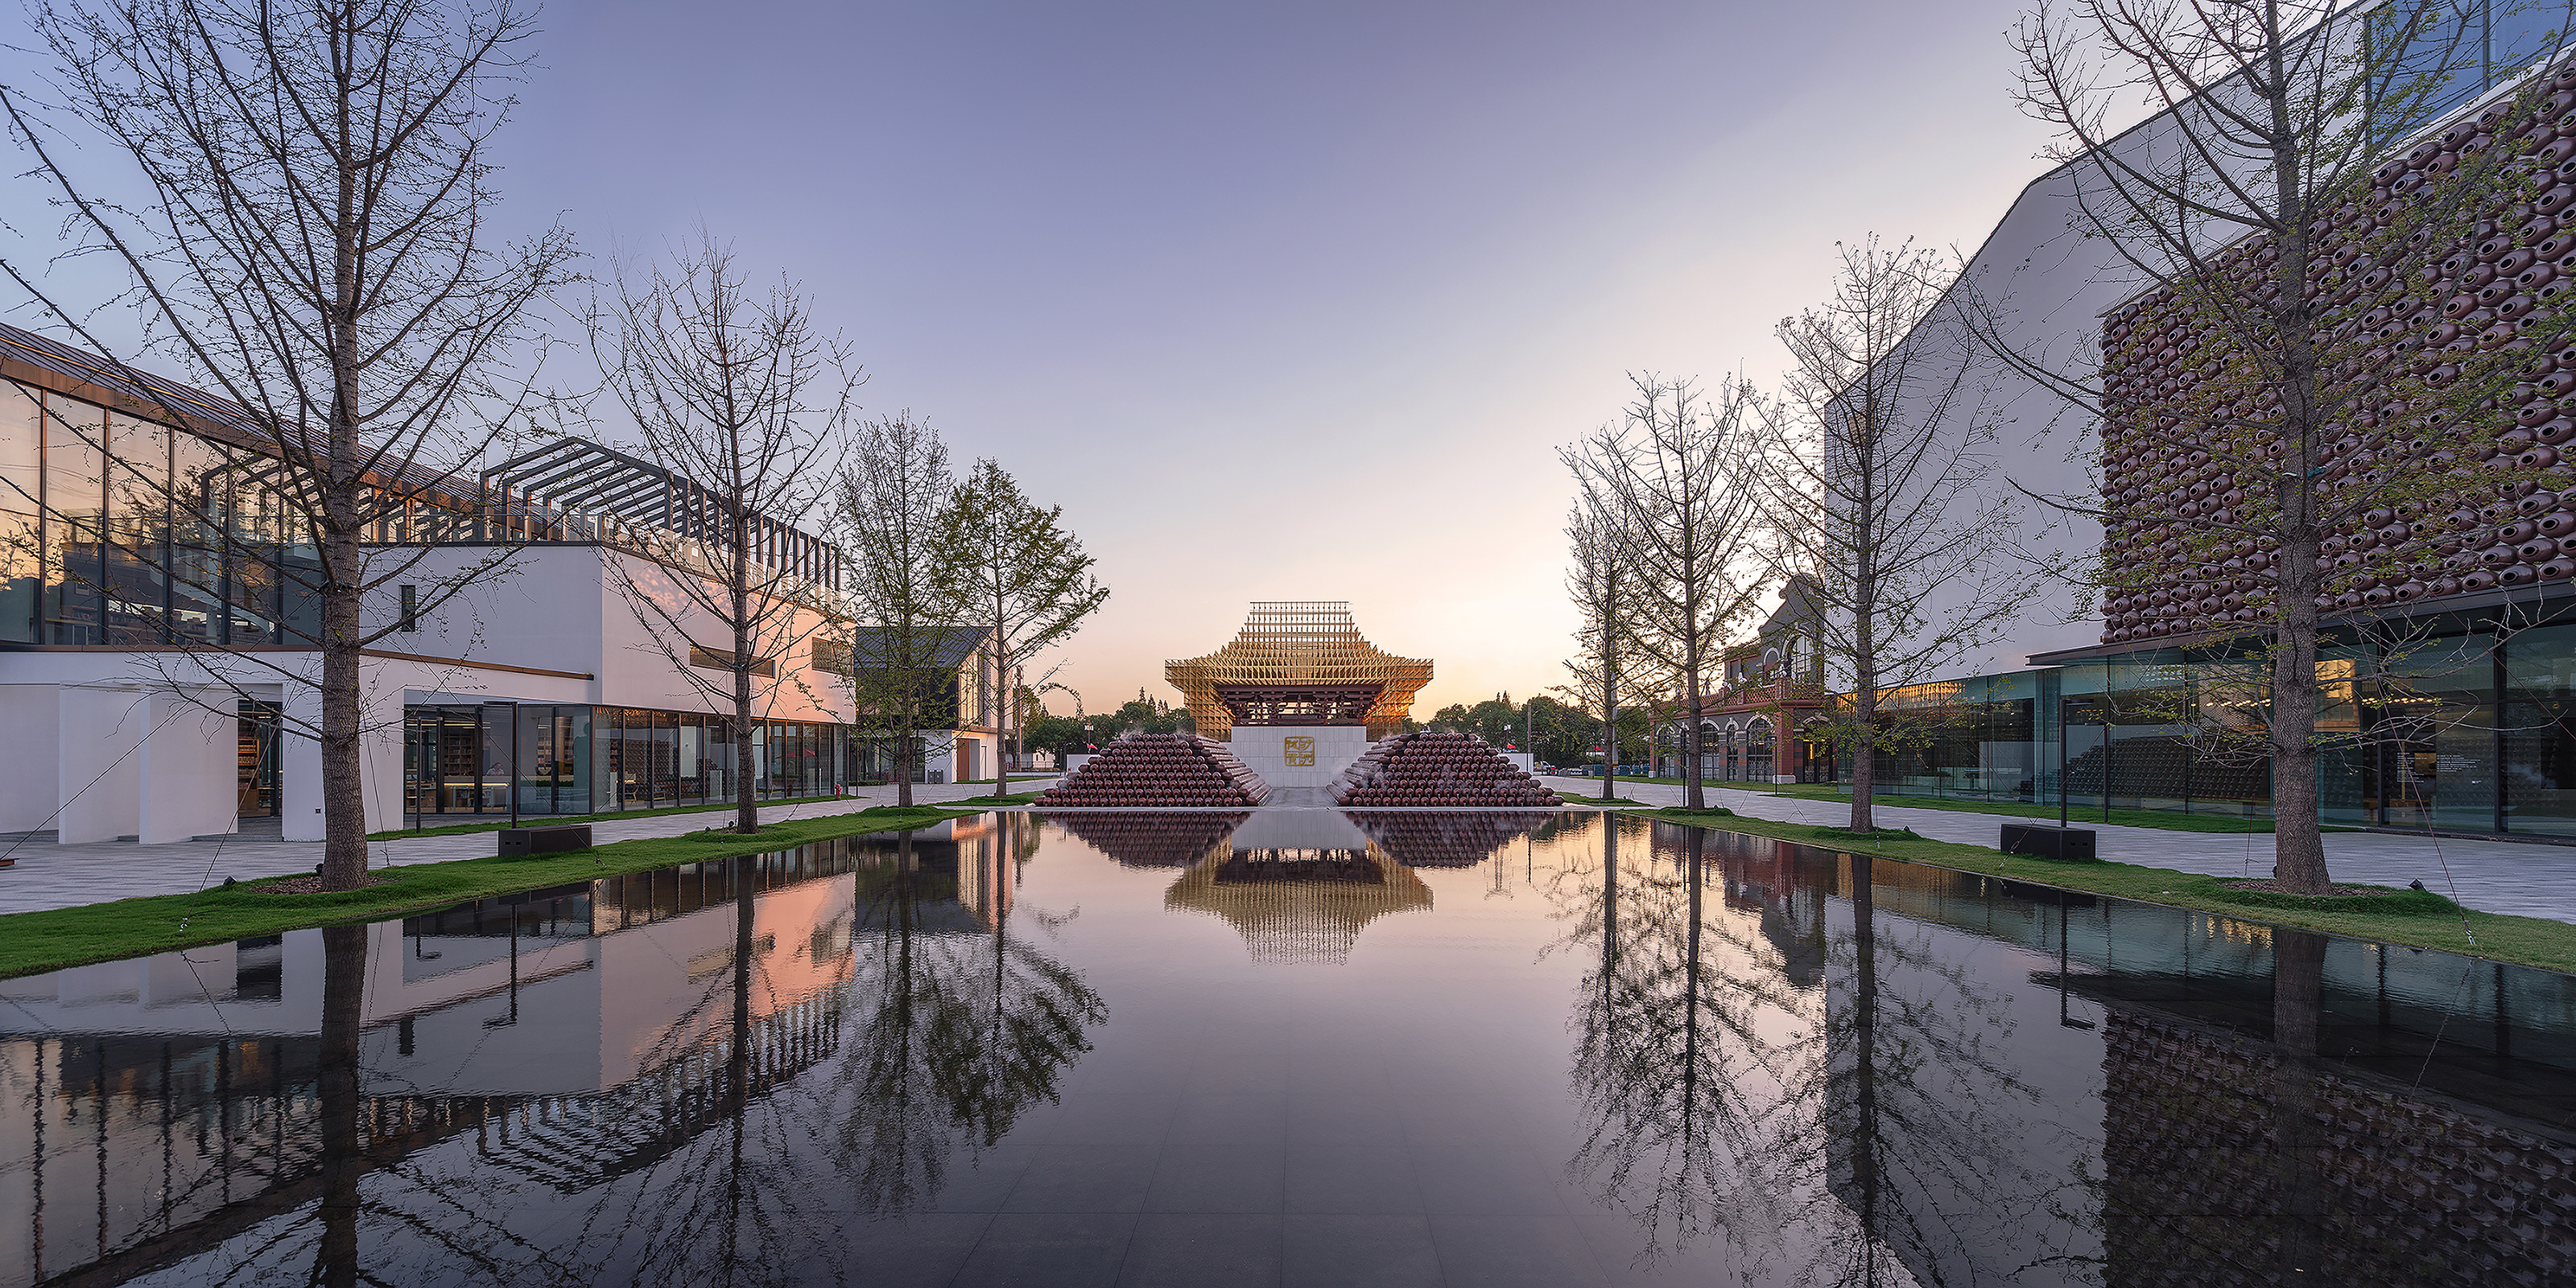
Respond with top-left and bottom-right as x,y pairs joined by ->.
0,779 -> 1055,918
1545,776 -> 2576,925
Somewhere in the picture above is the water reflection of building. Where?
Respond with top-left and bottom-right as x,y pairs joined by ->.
1785,843 -> 2576,1288
1163,840 -> 1433,966
1045,811 -> 1249,868
2095,1005 -> 2574,1286
0,840 -> 931,1287
1351,811 -> 1547,867
950,812 -> 1036,927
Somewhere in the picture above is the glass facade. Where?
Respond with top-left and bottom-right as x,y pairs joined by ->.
1837,672 -> 2042,804
403,704 -> 857,822
1797,625 -> 2576,836
5,372 -> 882,824
1,377 -> 326,645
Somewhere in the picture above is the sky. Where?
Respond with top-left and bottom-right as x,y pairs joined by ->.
10,0 -> 2070,718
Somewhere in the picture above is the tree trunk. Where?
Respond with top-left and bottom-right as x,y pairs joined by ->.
736,663 -> 758,833
734,538 -> 759,834
895,708 -> 915,809
990,592 -> 1012,802
2277,161 -> 2339,896
1851,675 -> 1877,835
2272,588 -> 2326,890
1851,453 -> 1878,835
1600,640 -> 1618,803
316,93 -> 369,894
1682,652 -> 1706,811
2266,76 -> 2328,894
316,482 -> 367,886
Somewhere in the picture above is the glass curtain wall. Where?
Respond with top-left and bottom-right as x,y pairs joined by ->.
0,377 -> 324,645
1816,630 -> 2576,834
2504,623 -> 2576,836
403,705 -> 850,821
0,384 -> 35,642
1837,674 -> 2039,803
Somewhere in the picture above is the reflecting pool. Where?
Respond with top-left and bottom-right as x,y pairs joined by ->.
2,812 -> 2571,1286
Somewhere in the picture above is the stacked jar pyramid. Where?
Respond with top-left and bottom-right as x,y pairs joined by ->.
1035,733 -> 1274,807
1330,731 -> 1561,807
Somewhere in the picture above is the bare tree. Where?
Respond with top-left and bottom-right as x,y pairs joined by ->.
1556,473 -> 1650,803
591,234 -> 857,834
1988,2 -> 2576,890
837,411 -> 960,808
1768,238 -> 2037,832
1571,374 -> 1771,811
0,0 -> 575,886
930,459 -> 1106,800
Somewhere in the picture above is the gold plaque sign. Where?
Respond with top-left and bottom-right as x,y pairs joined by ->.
1283,736 -> 1316,767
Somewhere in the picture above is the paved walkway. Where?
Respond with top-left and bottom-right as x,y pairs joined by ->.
1545,776 -> 2576,924
0,779 -> 1056,917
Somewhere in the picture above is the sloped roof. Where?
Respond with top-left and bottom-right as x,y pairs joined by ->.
1165,601 -> 1431,740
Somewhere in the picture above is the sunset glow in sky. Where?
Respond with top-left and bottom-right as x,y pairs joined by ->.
17,1 -> 2076,716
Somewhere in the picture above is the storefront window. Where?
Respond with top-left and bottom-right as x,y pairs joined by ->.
2504,624 -> 2576,835
2385,634 -> 2496,832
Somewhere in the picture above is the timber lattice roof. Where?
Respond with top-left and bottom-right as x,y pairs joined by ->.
1165,602 -> 1432,740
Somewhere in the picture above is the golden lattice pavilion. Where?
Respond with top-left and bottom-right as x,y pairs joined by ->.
1164,602 -> 1432,741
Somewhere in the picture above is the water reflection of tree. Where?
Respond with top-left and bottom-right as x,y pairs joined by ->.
312,923 -> 364,1288
595,828 -> 1103,1284
1802,856 -> 2092,1288
831,827 -> 1104,1216
1550,819 -> 1811,1276
1549,817 -> 2093,1286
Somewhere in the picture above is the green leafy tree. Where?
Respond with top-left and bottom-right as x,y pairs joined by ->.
931,460 -> 1108,799
838,411 -> 962,807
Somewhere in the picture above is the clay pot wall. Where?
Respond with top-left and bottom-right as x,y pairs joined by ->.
2098,59 -> 2576,644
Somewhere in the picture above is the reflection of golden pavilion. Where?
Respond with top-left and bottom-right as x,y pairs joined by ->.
1166,602 -> 1433,741
1163,842 -> 1433,964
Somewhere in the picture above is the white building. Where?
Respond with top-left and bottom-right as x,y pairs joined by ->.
0,324 -> 1002,842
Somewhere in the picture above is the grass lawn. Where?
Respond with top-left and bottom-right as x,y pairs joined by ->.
1557,775 -> 2332,836
1756,789 -> 2344,834
366,792 -> 851,840
948,791 -> 1046,806
1636,807 -> 2576,974
2,804 -> 964,980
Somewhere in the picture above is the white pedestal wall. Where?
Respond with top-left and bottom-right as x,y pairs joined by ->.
57,685 -> 141,843
0,685 -> 60,833
1228,725 -> 1373,789
138,687 -> 240,843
